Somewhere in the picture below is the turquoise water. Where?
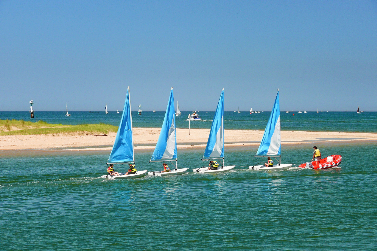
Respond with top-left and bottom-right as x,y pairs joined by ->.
0,111 -> 376,132
0,143 -> 376,250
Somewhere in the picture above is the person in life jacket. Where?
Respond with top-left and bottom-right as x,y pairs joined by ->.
265,157 -> 274,167
126,163 -> 137,175
312,146 -> 321,162
107,164 -> 119,176
208,160 -> 219,170
162,163 -> 170,172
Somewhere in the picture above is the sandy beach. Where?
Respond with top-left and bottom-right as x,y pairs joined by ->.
0,128 -> 376,152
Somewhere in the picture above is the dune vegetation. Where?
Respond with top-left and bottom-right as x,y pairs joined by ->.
0,119 -> 118,136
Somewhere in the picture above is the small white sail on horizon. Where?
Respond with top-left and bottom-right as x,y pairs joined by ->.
176,101 -> 181,116
138,104 -> 142,115
105,105 -> 108,114
65,103 -> 71,117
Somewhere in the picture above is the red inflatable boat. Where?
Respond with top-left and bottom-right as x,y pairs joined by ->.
299,155 -> 342,169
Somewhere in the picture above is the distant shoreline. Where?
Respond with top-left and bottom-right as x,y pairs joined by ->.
0,128 -> 376,156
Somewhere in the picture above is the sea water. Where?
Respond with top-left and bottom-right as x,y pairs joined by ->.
0,111 -> 376,132
0,143 -> 376,250
0,111 -> 376,249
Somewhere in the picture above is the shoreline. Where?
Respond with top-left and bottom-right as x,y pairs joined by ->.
0,128 -> 376,156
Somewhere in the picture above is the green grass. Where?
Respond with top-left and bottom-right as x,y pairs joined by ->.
0,119 -> 118,136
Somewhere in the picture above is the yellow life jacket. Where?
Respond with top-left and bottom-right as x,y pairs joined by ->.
268,160 -> 274,167
212,161 -> 219,168
314,149 -> 321,157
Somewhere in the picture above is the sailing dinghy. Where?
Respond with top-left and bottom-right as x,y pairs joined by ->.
194,89 -> 235,173
65,103 -> 71,117
176,101 -> 181,116
102,87 -> 147,179
148,88 -> 188,176
249,90 -> 292,170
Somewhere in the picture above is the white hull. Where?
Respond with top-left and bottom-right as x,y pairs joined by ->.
193,165 -> 235,173
101,170 -> 147,179
148,168 -> 188,176
249,164 -> 292,170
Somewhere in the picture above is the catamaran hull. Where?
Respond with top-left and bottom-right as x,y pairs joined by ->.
299,155 -> 342,170
148,168 -> 188,176
102,170 -> 148,179
193,165 -> 235,173
249,164 -> 292,170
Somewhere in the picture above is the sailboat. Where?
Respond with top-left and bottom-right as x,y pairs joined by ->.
176,101 -> 181,116
138,105 -> 142,115
357,107 -> 361,114
249,90 -> 292,170
148,88 -> 188,176
105,105 -> 108,114
102,87 -> 147,179
65,103 -> 71,117
194,89 -> 235,173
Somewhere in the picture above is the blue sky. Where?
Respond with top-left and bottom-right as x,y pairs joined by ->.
0,0 -> 376,112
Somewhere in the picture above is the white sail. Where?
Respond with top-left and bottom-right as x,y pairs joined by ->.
176,101 -> 181,116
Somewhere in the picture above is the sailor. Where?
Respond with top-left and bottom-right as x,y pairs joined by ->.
126,163 -> 137,175
163,163 -> 170,172
312,146 -> 321,162
107,164 -> 119,176
265,157 -> 274,167
208,161 -> 219,170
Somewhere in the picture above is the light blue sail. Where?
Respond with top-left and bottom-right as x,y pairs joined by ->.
107,87 -> 134,164
256,90 -> 281,156
203,89 -> 224,159
151,88 -> 177,161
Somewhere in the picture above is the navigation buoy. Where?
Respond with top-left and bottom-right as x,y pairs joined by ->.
30,100 -> 34,118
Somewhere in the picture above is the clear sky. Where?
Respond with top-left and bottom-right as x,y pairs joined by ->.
0,0 -> 376,112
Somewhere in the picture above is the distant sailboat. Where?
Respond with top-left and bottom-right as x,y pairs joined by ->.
138,104 -> 142,115
65,103 -> 71,117
105,105 -> 108,114
249,90 -> 292,170
194,89 -> 235,173
117,110 -> 119,114
357,107 -> 361,114
176,101 -> 181,117
148,88 -> 188,176
102,87 -> 147,179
